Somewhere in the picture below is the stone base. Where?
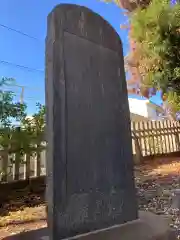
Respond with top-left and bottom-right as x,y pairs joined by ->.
42,211 -> 175,240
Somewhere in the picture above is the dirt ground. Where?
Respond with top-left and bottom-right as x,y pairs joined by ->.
0,205 -> 46,239
1,157 -> 180,239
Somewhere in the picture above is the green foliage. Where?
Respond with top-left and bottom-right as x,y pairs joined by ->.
0,108 -> 46,173
0,78 -> 46,159
0,78 -> 27,127
21,103 -> 46,154
130,0 -> 180,113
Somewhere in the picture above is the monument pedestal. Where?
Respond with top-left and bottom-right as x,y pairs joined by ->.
41,211 -> 175,240
65,211 -> 175,240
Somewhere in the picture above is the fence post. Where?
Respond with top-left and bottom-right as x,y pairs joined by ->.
158,121 -> 163,154
170,121 -> 176,152
174,121 -> 180,151
35,144 -> 41,177
25,153 -> 31,179
163,120 -> 168,153
150,121 -> 156,155
134,138 -> 142,164
132,122 -> 142,164
141,121 -> 147,156
167,120 -> 172,153
1,150 -> 8,182
13,152 -> 20,181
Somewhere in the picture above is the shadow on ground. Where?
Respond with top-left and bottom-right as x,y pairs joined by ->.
0,190 -> 45,217
0,176 -> 46,218
2,228 -> 48,240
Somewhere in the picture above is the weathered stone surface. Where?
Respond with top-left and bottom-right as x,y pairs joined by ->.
168,189 -> 180,213
2,211 -> 176,240
46,4 -> 137,239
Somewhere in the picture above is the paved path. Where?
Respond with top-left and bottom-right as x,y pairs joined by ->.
2,228 -> 48,240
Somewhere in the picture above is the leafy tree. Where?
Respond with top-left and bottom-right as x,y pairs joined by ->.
128,0 -> 180,117
2,103 -> 46,156
0,77 -> 27,127
0,77 -> 27,154
21,103 -> 46,154
0,77 -> 45,152
0,78 -> 46,178
104,0 -> 180,118
129,0 -> 180,89
0,78 -> 27,178
22,103 -> 45,142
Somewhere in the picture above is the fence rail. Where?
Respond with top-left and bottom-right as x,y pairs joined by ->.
131,120 -> 180,158
0,150 -> 46,182
0,120 -> 180,183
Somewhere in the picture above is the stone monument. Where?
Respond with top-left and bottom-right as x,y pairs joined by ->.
45,4 -> 175,240
46,3 -> 137,239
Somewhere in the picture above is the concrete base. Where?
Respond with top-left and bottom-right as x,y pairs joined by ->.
7,211 -> 175,240
47,211 -> 175,240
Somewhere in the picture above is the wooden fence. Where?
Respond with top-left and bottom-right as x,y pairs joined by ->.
131,120 -> 180,160
0,149 -> 46,182
0,120 -> 180,183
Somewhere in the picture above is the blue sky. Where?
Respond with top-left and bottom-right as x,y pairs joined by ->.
0,0 -> 162,115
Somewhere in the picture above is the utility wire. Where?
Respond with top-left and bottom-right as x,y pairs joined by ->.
2,86 -> 44,103
12,95 -> 44,103
3,90 -> 42,98
3,84 -> 43,92
2,90 -> 44,99
0,60 -> 44,73
0,23 -> 42,42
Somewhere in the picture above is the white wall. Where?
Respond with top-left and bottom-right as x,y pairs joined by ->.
128,98 -> 162,120
128,98 -> 149,118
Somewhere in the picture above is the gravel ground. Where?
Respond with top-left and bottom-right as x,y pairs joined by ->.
1,158 -> 180,239
135,159 -> 180,239
137,178 -> 180,239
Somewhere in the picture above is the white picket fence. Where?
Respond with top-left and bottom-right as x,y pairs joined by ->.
0,150 -> 46,182
1,120 -> 180,183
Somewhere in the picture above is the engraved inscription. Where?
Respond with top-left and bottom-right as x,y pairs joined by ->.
64,32 -> 125,196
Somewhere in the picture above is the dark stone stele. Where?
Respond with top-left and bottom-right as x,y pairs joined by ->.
45,3 -> 138,239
